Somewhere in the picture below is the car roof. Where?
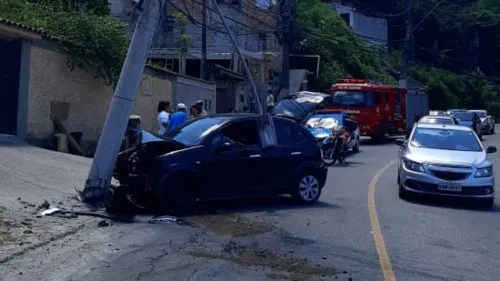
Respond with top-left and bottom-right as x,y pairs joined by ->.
421,115 -> 453,119
468,109 -> 486,112
415,123 -> 472,131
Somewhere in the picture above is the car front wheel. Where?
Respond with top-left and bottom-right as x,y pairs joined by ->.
479,197 -> 494,209
292,173 -> 322,204
156,174 -> 196,216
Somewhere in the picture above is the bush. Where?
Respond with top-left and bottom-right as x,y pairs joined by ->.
0,0 -> 129,84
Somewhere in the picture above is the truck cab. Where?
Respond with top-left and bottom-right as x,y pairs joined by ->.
326,79 -> 427,139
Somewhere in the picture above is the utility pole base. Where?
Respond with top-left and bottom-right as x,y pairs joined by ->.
78,178 -> 111,205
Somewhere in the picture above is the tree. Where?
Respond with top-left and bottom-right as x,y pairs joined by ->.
293,0 -> 392,90
0,0 -> 129,84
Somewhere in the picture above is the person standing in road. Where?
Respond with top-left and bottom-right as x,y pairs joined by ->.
157,101 -> 171,136
265,92 -> 275,113
168,103 -> 188,133
193,100 -> 208,116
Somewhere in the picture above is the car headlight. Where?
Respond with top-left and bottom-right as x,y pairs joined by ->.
403,158 -> 425,173
475,166 -> 493,178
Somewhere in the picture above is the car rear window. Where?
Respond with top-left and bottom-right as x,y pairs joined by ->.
273,118 -> 311,146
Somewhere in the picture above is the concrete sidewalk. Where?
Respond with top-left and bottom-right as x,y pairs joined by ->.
0,135 -> 93,262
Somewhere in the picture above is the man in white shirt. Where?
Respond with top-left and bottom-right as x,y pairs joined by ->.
157,101 -> 171,136
265,92 -> 275,113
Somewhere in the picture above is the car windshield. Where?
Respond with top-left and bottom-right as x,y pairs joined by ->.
410,128 -> 482,152
166,117 -> 227,146
331,91 -> 373,108
419,117 -> 454,125
471,111 -> 486,118
452,112 -> 473,121
429,111 -> 443,116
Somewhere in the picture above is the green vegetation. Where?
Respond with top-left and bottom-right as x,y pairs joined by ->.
294,0 -> 393,89
0,0 -> 129,84
295,0 -> 500,118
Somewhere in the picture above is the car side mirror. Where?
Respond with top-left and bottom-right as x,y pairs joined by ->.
212,135 -> 232,153
395,138 -> 407,147
486,146 -> 497,154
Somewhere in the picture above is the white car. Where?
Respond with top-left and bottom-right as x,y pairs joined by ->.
468,109 -> 495,134
396,123 -> 497,208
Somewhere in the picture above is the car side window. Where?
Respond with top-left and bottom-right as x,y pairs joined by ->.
273,119 -> 296,146
221,119 -> 260,147
292,125 -> 310,145
273,119 -> 310,146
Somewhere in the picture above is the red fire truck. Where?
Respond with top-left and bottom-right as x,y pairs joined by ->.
324,79 -> 428,139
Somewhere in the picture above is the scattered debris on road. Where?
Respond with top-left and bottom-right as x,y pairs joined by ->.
148,215 -> 178,224
97,220 -> 111,227
40,207 -> 61,216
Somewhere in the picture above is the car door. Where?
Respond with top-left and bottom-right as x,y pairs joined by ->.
262,118 -> 310,192
199,118 -> 266,199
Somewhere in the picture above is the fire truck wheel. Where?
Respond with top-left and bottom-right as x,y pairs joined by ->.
378,121 -> 388,138
353,137 -> 360,153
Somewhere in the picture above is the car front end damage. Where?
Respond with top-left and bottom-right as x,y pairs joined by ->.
110,140 -> 186,212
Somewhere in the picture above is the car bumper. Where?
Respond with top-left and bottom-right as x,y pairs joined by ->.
400,165 -> 495,199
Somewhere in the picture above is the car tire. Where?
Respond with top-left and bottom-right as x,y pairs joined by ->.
397,166 -> 400,185
292,172 -> 322,204
353,136 -> 360,153
398,181 -> 412,201
479,198 -> 494,209
156,174 -> 196,216
491,127 -> 495,134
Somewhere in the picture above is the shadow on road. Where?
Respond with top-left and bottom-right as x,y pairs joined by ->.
404,194 -> 500,213
360,136 -> 401,146
192,196 -> 337,215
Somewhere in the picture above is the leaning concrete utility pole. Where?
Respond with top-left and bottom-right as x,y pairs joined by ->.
80,0 -> 163,202
211,0 -> 263,114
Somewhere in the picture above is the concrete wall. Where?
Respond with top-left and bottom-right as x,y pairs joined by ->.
173,76 -> 217,114
26,44 -> 173,150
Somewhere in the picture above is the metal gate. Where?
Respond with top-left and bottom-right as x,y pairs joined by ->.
0,39 -> 22,135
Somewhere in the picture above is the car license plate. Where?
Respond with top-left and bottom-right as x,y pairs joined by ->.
437,183 -> 462,192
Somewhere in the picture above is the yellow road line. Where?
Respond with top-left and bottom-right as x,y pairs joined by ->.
368,159 -> 398,281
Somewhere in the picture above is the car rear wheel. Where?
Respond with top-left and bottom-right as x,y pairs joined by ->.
292,173 -> 322,204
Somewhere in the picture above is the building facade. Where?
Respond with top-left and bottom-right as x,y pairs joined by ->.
110,0 -> 282,112
329,0 -> 388,50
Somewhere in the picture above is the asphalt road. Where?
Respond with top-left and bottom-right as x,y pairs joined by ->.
3,132 -> 500,281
